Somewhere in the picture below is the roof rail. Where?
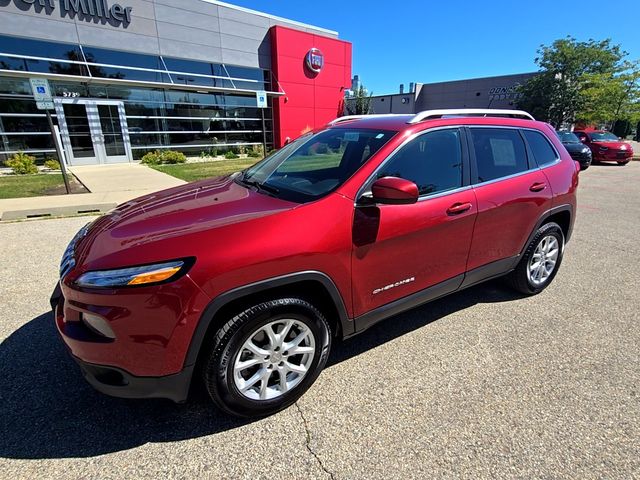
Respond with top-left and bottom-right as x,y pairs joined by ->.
328,114 -> 406,126
408,109 -> 535,124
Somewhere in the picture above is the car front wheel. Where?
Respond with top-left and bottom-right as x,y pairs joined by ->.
507,222 -> 565,295
202,298 -> 331,417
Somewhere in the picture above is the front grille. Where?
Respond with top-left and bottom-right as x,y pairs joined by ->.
569,151 -> 591,160
59,224 -> 90,278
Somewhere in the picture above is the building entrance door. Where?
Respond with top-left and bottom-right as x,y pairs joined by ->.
56,99 -> 131,166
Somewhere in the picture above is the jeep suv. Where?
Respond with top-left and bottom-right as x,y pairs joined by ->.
51,109 -> 578,417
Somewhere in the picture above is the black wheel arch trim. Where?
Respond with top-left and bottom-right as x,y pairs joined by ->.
184,271 -> 351,367
521,204 -> 573,255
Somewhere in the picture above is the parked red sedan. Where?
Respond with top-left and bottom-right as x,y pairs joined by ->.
574,130 -> 633,165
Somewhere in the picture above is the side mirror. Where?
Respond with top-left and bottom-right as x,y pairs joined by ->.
369,176 -> 419,205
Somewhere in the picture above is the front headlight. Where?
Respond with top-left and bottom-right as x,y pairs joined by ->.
582,147 -> 591,154
76,260 -> 190,288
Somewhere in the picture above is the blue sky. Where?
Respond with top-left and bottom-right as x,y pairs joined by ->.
227,0 -> 640,95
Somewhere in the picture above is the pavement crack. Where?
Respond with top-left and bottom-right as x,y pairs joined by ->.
294,402 -> 335,480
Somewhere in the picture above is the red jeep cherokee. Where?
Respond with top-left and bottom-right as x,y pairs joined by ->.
51,109 -> 578,417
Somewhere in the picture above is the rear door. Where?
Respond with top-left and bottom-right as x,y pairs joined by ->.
466,127 -> 553,272
351,127 -> 477,317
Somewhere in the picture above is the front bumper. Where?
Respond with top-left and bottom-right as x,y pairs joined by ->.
50,271 -> 210,402
568,152 -> 591,169
593,149 -> 633,161
73,355 -> 194,403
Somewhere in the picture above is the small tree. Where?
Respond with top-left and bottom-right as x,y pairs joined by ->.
345,85 -> 373,115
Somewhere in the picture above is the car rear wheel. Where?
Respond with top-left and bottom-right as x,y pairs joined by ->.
506,222 -> 564,295
202,298 -> 331,417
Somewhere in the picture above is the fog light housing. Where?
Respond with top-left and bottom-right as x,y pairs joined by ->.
82,312 -> 116,339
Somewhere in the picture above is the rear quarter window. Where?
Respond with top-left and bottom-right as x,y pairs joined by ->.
523,130 -> 558,166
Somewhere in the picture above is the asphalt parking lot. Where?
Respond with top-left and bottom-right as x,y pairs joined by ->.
1,162 -> 639,479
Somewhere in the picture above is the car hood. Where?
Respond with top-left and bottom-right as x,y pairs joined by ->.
591,141 -> 631,150
74,175 -> 298,269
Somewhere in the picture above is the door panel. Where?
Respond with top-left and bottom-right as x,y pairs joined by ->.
468,171 -> 553,270
352,190 -> 477,316
97,104 -> 129,162
61,103 -> 98,165
466,125 -> 554,271
351,127 -> 475,317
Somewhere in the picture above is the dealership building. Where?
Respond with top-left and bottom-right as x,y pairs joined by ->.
0,0 -> 352,165
366,72 -> 537,115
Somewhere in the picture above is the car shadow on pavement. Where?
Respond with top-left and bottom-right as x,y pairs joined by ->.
328,279 -> 524,366
0,280 -> 523,460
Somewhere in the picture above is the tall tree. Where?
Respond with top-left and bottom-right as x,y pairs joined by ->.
517,37 -> 629,128
580,60 -> 640,128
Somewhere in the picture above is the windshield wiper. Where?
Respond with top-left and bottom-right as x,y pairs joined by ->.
238,174 -> 280,196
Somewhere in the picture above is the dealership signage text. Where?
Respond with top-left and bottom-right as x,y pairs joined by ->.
12,0 -> 132,26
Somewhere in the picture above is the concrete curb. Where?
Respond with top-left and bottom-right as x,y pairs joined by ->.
2,203 -> 116,221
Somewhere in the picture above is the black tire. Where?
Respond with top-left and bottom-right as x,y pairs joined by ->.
202,298 -> 331,417
506,222 -> 565,295
618,161 -> 630,165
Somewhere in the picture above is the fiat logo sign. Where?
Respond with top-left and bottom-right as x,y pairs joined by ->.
305,48 -> 324,74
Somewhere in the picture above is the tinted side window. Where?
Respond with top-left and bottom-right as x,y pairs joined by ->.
470,128 -> 527,183
523,130 -> 558,166
377,129 -> 463,196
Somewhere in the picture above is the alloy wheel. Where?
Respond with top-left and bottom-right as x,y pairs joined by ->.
233,319 -> 316,401
527,235 -> 560,286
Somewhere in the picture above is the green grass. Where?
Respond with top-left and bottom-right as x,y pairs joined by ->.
150,158 -> 260,182
278,153 -> 343,172
0,174 -> 74,199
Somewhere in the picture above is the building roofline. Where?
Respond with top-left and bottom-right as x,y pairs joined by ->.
418,71 -> 539,86
370,71 -> 539,97
199,0 -> 339,36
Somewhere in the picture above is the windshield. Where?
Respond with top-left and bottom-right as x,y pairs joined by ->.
590,132 -> 619,142
239,128 -> 396,202
556,131 -> 580,143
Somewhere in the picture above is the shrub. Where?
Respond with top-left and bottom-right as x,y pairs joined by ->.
141,150 -> 186,165
44,159 -> 61,170
141,150 -> 162,165
160,150 -> 187,164
249,145 -> 264,158
224,150 -> 240,159
5,152 -> 38,175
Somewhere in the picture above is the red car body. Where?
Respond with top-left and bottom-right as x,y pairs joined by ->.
51,115 -> 578,402
574,130 -> 633,163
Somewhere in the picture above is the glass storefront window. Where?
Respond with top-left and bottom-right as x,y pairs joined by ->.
0,35 -> 277,161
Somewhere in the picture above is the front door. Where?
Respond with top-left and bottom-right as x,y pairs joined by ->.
56,100 -> 131,166
351,128 -> 476,317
